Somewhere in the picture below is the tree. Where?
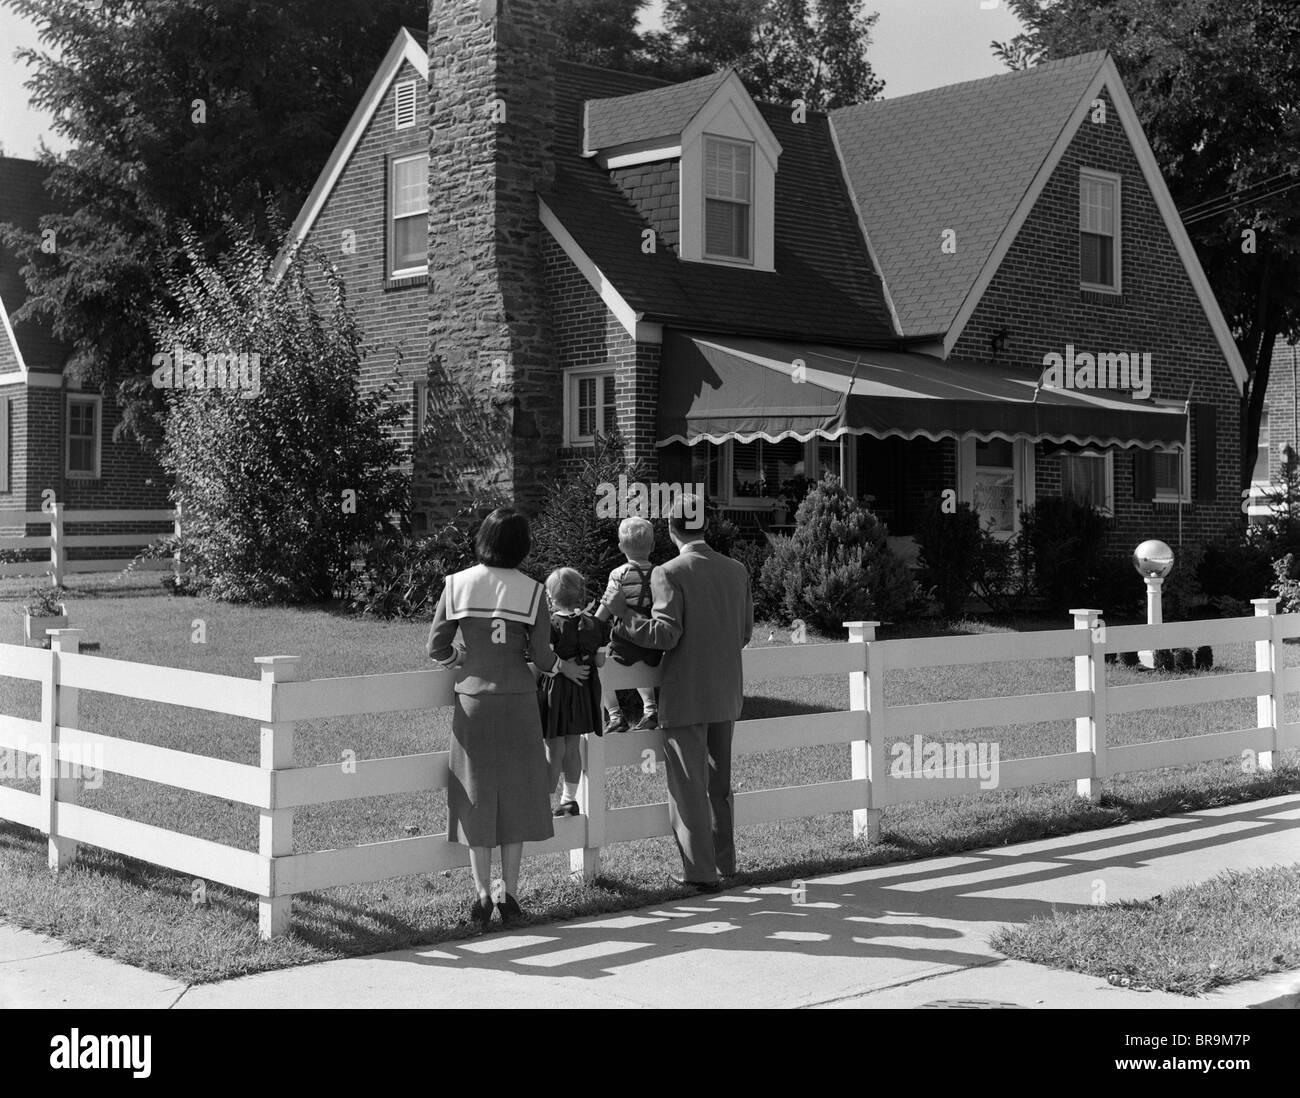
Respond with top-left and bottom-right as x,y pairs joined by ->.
992,0 -> 1300,492
0,0 -> 425,444
557,0 -> 884,108
152,228 -> 408,604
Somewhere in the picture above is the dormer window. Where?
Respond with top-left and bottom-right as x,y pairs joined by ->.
704,137 -> 753,262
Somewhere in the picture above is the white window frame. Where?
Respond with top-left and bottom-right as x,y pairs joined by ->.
389,152 -> 428,279
1079,168 -> 1122,294
413,379 -> 428,438
66,393 -> 102,479
563,366 -> 618,447
702,136 -> 754,265
1059,450 -> 1115,515
958,437 -> 1035,538
393,79 -> 417,131
678,74 -> 780,272
1150,399 -> 1192,503
1252,408 -> 1271,486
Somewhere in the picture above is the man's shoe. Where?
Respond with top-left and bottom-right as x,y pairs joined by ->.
668,873 -> 723,893
552,799 -> 579,817
630,711 -> 659,731
602,714 -> 629,735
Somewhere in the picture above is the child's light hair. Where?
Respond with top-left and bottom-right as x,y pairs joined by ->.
618,516 -> 655,557
546,567 -> 586,610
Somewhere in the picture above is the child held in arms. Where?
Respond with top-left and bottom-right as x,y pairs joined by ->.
537,568 -> 608,816
595,516 -> 661,735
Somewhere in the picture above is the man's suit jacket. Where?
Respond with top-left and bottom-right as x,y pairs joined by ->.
616,541 -> 754,727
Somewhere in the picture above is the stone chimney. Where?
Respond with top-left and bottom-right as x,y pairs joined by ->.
420,0 -> 560,521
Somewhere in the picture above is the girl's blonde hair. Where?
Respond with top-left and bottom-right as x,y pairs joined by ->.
545,567 -> 586,610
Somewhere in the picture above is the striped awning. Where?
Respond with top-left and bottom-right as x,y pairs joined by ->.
657,331 -> 1187,450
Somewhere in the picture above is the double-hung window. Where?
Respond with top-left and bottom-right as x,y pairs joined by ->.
1080,170 -> 1120,292
564,369 -> 617,446
66,394 -> 101,478
704,137 -> 753,263
1060,451 -> 1113,513
389,153 -> 428,278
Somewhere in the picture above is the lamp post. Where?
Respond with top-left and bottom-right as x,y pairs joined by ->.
1133,539 -> 1174,669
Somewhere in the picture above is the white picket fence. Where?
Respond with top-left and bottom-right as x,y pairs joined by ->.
0,603 -> 1296,940
0,504 -> 178,584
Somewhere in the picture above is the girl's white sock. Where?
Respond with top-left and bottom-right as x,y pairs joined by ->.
563,780 -> 580,803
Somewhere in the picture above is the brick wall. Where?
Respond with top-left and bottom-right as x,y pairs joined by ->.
543,234 -> 661,478
298,56 -> 430,471
1265,339 -> 1300,481
951,87 -> 1242,554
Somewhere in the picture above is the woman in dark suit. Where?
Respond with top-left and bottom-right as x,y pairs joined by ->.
427,508 -> 589,926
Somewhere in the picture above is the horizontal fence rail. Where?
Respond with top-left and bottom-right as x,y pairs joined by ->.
0,602 -> 1296,939
0,504 -> 177,585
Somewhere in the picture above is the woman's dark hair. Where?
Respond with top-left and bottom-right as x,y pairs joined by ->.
475,507 -> 531,568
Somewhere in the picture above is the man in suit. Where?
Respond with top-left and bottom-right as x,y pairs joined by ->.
602,495 -> 753,890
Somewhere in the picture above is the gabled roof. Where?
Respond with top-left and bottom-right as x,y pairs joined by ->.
548,62 -> 897,346
831,51 -> 1247,392
0,156 -> 69,374
271,27 -> 427,281
831,52 -> 1108,340
584,69 -> 730,153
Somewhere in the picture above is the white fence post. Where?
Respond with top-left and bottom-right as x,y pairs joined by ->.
1252,598 -> 1280,772
1072,608 -> 1106,801
846,620 -> 881,841
255,655 -> 300,939
570,730 -> 605,881
173,503 -> 184,579
43,628 -> 85,869
48,501 -> 63,587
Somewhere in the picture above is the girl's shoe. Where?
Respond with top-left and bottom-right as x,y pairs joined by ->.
497,893 -> 525,926
553,799 -> 580,817
470,895 -> 494,927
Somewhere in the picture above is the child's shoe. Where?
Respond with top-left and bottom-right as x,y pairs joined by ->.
602,713 -> 629,735
553,799 -> 580,817
630,711 -> 659,731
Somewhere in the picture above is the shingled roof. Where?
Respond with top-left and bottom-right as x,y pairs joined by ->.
583,69 -> 730,152
549,62 -> 897,346
830,50 -> 1108,339
0,156 -> 68,372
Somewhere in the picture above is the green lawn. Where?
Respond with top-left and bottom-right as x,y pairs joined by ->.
0,586 -> 1297,983
991,864 -> 1300,995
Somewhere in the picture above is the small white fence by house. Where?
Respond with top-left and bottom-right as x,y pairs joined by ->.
0,604 -> 1296,940
0,505 -> 178,584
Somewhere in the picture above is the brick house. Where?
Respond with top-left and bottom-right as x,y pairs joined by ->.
276,1 -> 1247,556
0,157 -> 170,533
1255,340 -> 1300,520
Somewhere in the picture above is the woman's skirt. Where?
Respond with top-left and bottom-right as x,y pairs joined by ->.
447,692 -> 555,847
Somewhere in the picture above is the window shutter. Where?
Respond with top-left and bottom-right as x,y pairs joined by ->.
394,80 -> 417,129
1195,403 -> 1217,502
1132,449 -> 1154,502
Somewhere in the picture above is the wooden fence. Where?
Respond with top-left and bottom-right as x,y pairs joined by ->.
0,504 -> 178,584
0,603 -> 1296,939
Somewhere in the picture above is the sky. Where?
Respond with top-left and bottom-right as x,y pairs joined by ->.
0,0 -> 1025,159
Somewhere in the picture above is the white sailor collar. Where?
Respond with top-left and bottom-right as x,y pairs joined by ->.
444,564 -> 542,625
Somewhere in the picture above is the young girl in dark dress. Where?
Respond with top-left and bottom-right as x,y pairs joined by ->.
538,568 -> 609,816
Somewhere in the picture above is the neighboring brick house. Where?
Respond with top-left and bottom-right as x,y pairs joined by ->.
277,2 -> 1247,556
1256,339 -> 1300,513
0,157 -> 170,537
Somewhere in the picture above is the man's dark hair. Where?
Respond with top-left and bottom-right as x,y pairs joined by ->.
475,507 -> 531,568
668,494 -> 707,541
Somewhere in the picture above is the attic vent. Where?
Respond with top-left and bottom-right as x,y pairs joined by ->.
394,80 -> 417,130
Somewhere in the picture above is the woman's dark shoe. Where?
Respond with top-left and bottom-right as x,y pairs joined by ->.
470,894 -> 494,927
553,799 -> 580,817
497,893 -> 525,926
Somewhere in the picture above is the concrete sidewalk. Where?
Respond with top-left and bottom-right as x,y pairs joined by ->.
2,793 -> 1298,1009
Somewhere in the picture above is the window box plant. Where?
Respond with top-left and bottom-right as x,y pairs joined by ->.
17,585 -> 68,646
